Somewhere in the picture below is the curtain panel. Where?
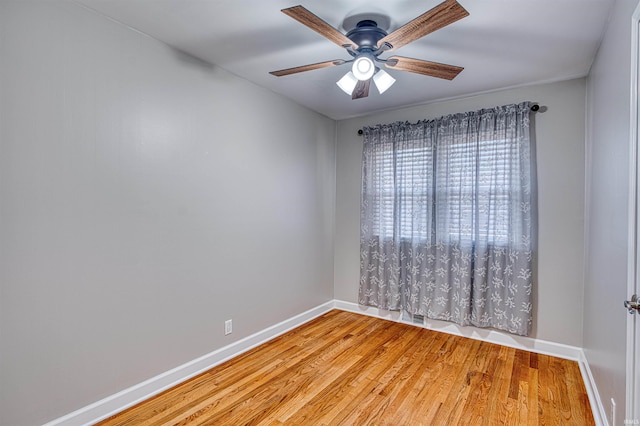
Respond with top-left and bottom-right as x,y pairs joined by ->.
359,102 -> 535,336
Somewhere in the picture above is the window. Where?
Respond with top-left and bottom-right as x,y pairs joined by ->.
370,145 -> 432,240
368,138 -> 516,245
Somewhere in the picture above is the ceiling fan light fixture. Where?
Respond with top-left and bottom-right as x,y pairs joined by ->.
373,69 -> 396,94
337,71 -> 358,95
352,55 -> 375,81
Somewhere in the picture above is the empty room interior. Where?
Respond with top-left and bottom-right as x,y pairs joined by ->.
1,0 -> 640,425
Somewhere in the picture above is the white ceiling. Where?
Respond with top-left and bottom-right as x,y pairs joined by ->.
74,0 -> 614,120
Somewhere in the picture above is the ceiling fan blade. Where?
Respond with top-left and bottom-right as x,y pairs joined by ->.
352,79 -> 371,100
270,59 -> 346,77
282,6 -> 357,49
378,0 -> 469,51
385,56 -> 463,80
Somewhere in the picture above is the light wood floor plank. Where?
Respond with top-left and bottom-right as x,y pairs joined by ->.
97,310 -> 594,425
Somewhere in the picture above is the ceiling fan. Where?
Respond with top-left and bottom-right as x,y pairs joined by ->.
270,0 -> 469,100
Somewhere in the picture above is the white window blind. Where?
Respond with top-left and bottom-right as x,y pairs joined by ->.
369,138 -> 514,244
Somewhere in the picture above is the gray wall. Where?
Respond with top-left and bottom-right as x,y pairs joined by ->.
584,0 -> 640,423
334,79 -> 586,346
0,2 -> 336,425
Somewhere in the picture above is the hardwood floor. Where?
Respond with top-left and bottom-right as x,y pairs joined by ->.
97,310 -> 594,425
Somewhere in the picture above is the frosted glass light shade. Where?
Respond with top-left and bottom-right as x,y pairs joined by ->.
336,71 -> 358,95
352,56 -> 375,81
373,69 -> 396,94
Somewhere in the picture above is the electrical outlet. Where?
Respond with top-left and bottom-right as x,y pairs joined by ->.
225,319 -> 232,335
610,398 -> 616,425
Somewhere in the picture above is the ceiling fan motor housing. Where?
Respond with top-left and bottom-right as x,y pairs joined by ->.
346,20 -> 387,51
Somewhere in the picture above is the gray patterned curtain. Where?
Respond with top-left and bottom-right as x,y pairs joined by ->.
359,102 -> 535,336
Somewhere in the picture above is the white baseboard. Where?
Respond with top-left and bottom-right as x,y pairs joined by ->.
333,299 -> 607,426
333,300 -> 583,359
579,350 -> 608,426
45,299 -> 607,426
43,301 -> 335,426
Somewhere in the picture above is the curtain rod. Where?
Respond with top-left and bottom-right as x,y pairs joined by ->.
357,104 -> 542,135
